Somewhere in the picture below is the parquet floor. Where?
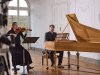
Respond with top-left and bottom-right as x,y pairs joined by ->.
6,50 -> 100,75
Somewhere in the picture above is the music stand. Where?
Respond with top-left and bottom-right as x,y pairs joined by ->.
22,37 -> 39,75
23,37 -> 39,43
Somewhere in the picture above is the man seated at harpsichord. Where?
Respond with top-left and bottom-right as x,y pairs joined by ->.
45,24 -> 64,68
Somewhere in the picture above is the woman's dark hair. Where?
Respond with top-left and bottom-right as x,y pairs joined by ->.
12,22 -> 17,26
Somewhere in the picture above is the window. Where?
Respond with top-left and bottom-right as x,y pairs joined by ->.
8,10 -> 17,16
9,0 -> 17,7
8,0 -> 29,29
19,0 -> 28,7
19,10 -> 28,16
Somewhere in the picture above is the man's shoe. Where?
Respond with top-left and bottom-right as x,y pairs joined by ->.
58,65 -> 64,68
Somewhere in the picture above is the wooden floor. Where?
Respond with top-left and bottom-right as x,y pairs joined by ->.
7,49 -> 100,75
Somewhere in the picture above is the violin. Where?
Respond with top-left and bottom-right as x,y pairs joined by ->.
15,27 -> 32,33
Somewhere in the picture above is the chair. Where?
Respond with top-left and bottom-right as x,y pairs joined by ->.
0,42 -> 9,75
0,55 -> 9,75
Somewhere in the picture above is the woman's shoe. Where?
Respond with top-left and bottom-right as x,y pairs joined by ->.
27,66 -> 34,71
14,70 -> 17,74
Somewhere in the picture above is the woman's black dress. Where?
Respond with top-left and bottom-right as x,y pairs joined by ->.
6,28 -> 32,66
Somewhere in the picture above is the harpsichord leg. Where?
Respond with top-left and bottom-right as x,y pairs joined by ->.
76,52 -> 80,70
68,51 -> 70,69
54,51 -> 57,71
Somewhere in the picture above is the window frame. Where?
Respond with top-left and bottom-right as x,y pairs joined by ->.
8,0 -> 30,26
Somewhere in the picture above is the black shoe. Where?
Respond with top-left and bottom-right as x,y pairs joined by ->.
58,65 -> 64,68
12,68 -> 20,71
27,66 -> 34,71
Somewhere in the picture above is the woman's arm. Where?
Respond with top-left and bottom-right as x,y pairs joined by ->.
20,32 -> 27,39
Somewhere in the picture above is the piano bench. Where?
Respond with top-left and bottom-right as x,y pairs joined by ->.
42,50 -> 59,66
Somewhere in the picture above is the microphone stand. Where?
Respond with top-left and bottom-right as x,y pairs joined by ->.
21,33 -> 28,75
21,48 -> 27,75
22,39 -> 30,75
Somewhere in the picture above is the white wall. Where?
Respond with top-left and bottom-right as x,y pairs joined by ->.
30,0 -> 52,48
69,0 -> 100,60
30,0 -> 100,60
30,0 -> 70,48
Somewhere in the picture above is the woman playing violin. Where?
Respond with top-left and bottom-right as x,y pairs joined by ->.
7,22 -> 27,44
6,22 -> 33,74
